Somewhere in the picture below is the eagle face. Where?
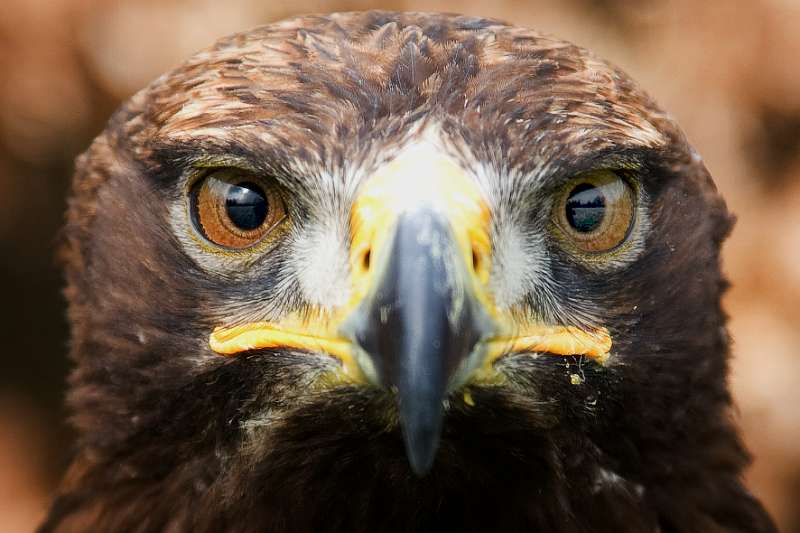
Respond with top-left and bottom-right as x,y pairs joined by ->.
46,11 -> 776,533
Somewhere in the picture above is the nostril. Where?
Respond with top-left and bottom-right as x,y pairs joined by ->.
362,249 -> 371,271
471,247 -> 480,273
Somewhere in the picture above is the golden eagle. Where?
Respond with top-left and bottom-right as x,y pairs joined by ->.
41,11 -> 775,533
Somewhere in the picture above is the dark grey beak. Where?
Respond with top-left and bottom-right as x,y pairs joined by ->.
345,209 -> 491,475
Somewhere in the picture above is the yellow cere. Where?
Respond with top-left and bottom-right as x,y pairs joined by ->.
347,138 -> 493,309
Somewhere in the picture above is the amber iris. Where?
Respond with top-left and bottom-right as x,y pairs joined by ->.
556,170 -> 635,253
191,169 -> 286,249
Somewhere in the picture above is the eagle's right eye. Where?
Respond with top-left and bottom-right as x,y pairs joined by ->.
190,168 -> 286,249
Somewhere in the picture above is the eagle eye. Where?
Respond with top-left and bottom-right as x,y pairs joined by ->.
190,168 -> 286,249
554,169 -> 635,254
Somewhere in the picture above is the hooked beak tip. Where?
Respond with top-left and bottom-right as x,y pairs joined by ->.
399,400 -> 443,476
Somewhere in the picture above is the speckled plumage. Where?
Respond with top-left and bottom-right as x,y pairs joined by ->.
43,11 -> 775,533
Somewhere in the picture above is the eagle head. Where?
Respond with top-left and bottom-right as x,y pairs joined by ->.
43,11 -> 775,533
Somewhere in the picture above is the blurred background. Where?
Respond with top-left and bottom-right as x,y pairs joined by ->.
1,0 -> 799,530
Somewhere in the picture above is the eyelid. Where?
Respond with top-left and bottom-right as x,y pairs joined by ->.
181,150 -> 300,193
545,151 -> 646,191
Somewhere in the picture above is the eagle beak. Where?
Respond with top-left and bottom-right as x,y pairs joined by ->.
341,208 -> 492,474
208,139 -> 612,475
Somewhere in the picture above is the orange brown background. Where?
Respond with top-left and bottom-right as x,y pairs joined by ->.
1,0 -> 798,531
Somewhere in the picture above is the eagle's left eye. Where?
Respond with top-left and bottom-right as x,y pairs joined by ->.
553,169 -> 635,254
190,168 -> 286,249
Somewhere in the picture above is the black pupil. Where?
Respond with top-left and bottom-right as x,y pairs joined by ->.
225,182 -> 268,230
565,183 -> 606,233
